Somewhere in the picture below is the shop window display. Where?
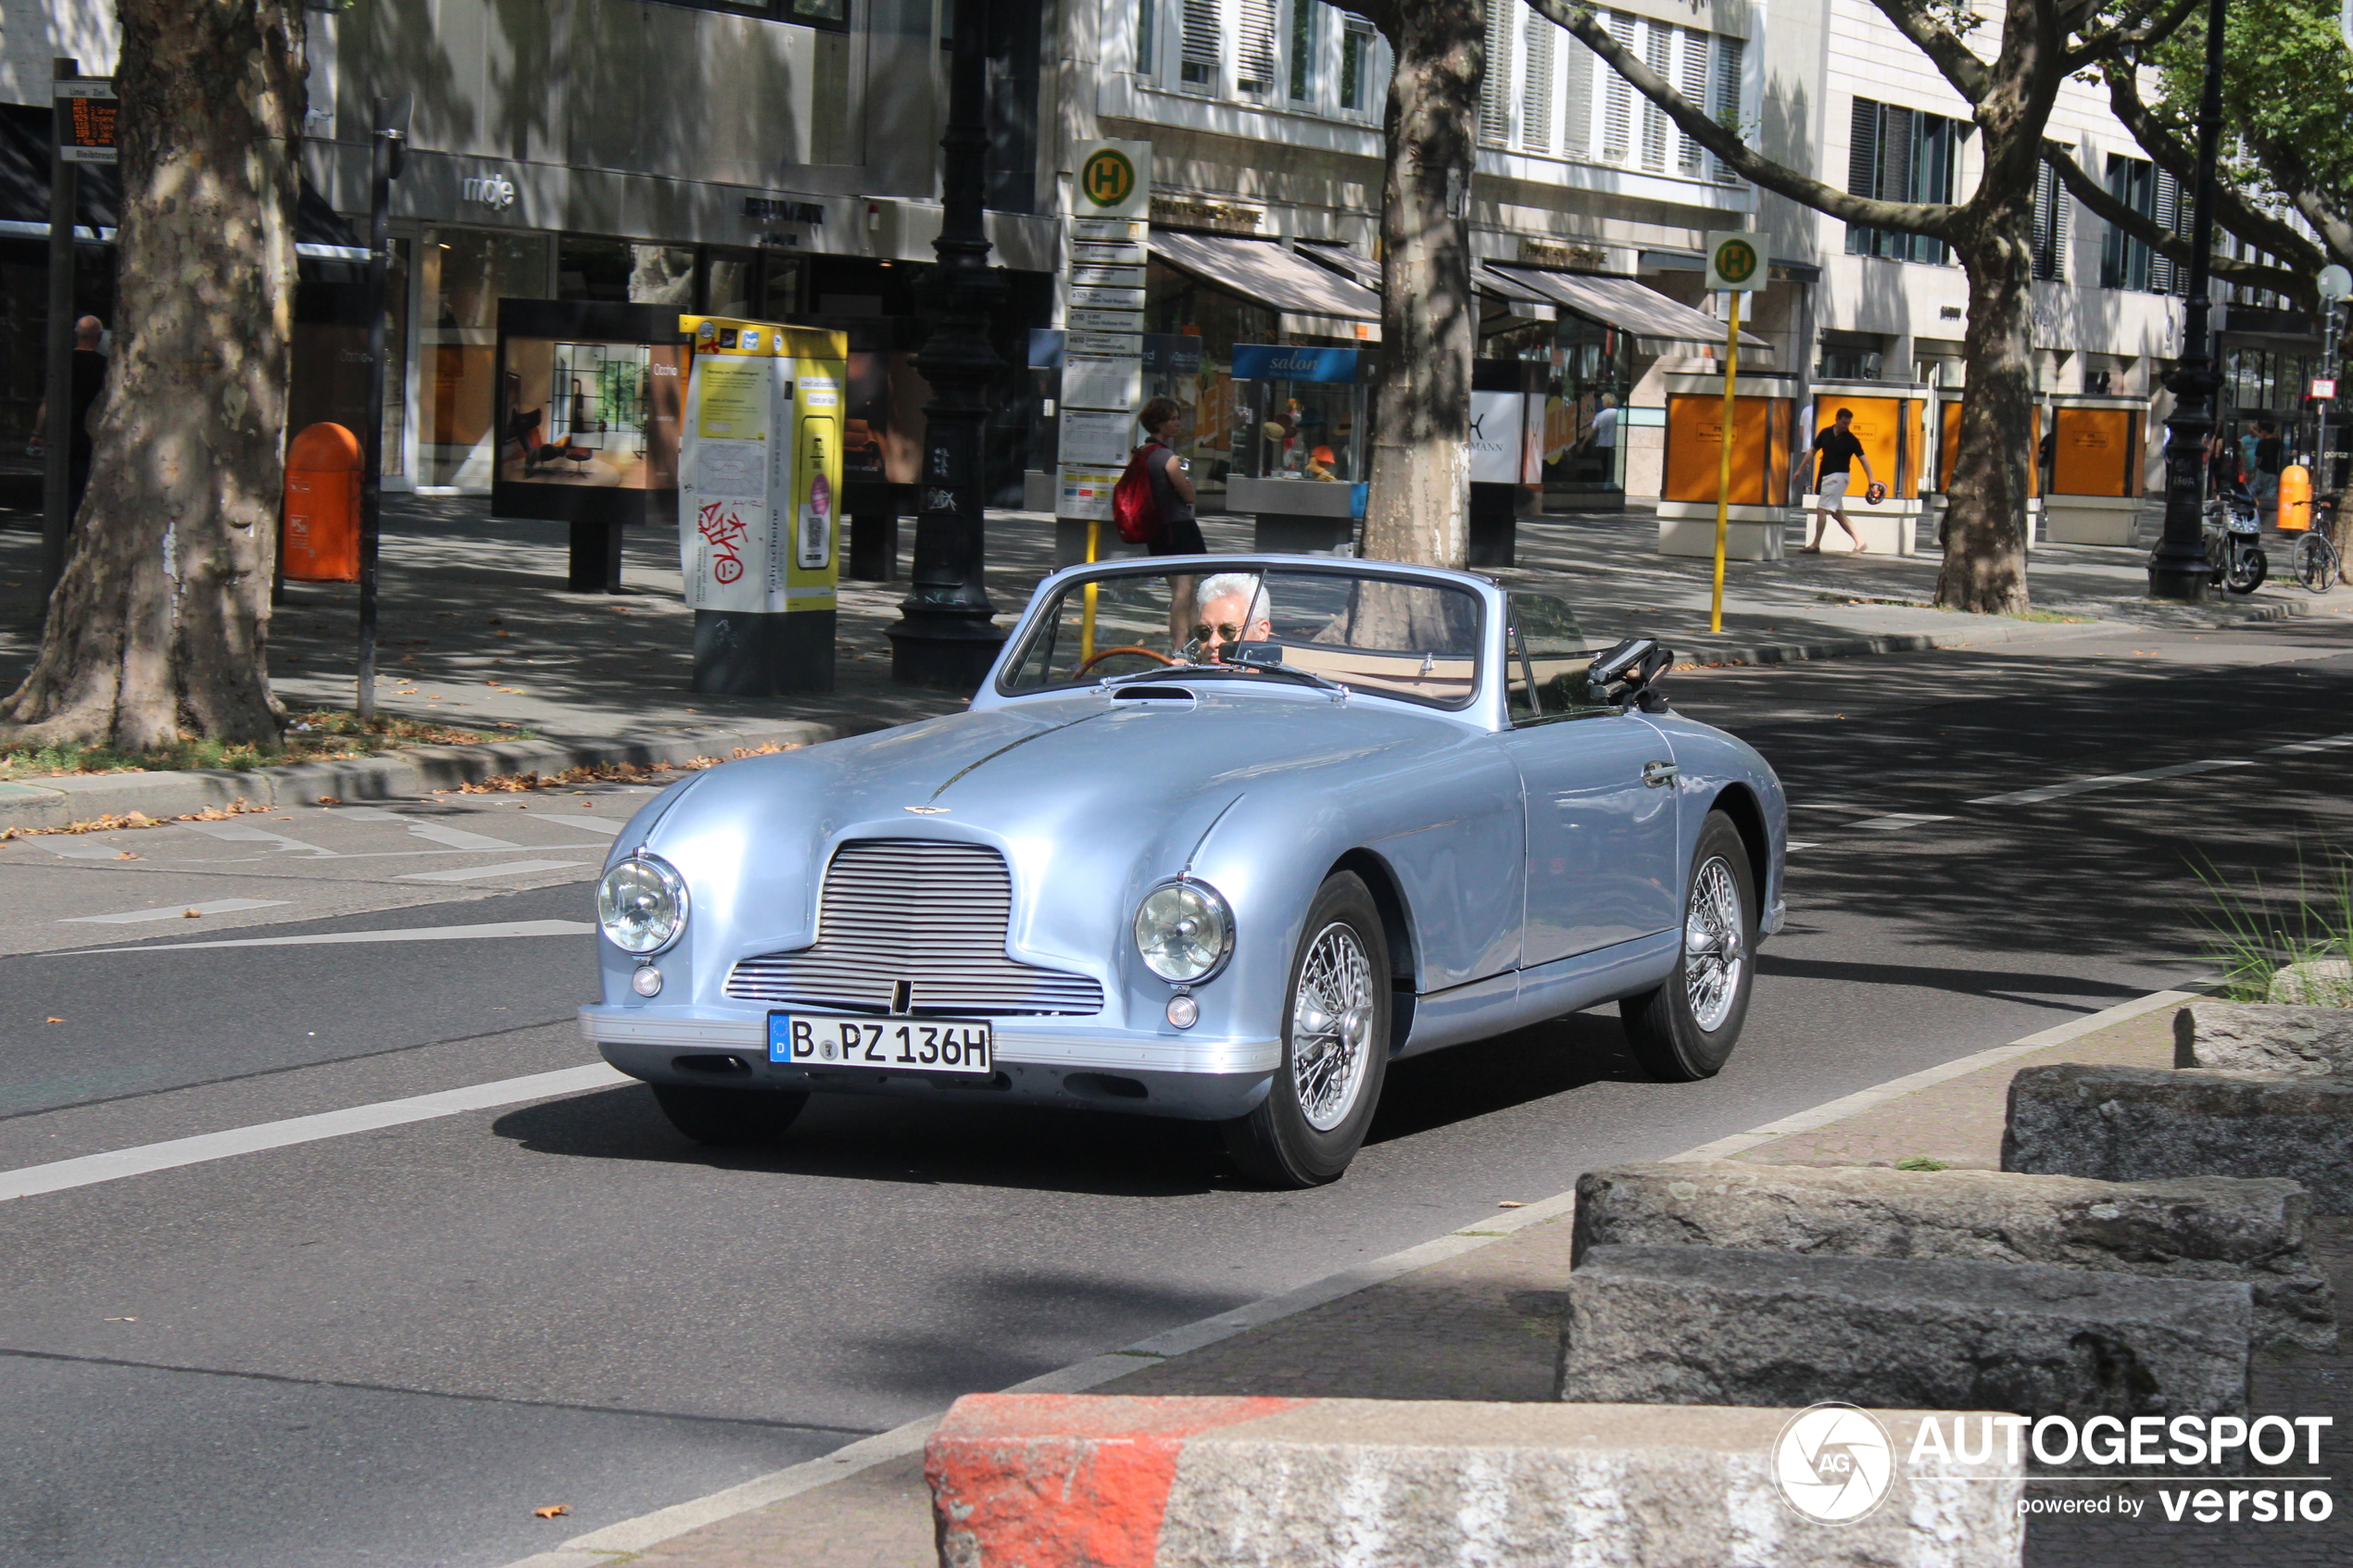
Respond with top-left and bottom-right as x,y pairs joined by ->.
419,230 -> 551,488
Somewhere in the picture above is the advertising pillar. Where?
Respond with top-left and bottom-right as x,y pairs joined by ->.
678,318 -> 849,696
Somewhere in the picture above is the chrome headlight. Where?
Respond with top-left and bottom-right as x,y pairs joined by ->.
1133,879 -> 1233,985
598,853 -> 689,955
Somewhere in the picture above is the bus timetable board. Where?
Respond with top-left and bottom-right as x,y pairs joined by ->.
57,80 -> 118,165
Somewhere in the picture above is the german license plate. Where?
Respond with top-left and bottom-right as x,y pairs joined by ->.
767,1012 -> 994,1074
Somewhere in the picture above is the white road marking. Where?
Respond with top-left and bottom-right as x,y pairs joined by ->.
396,859 -> 586,883
32,840 -> 145,861
324,806 -> 521,852
1969,757 -> 2253,806
1785,840 -> 1819,850
57,919 -> 594,954
1847,813 -> 1953,831
179,821 -> 339,857
547,817 -> 623,837
2263,733 -> 2353,754
0,1063 -> 630,1203
59,898 -> 292,925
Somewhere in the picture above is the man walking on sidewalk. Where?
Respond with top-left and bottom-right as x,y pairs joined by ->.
1804,408 -> 1876,554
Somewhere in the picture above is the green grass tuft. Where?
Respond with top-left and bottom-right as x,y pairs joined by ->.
2192,846 -> 2353,1004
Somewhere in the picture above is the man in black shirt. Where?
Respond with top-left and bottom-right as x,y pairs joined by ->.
33,317 -> 107,526
1804,407 -> 1877,553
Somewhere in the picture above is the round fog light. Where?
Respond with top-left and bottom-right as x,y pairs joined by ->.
1165,993 -> 1200,1029
631,965 -> 664,997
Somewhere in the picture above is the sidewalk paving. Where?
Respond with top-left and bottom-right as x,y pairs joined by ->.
0,495 -> 2340,831
584,992 -> 2348,1568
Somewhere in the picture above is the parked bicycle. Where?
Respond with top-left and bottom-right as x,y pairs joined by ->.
2297,492 -> 2343,593
2204,482 -> 2269,595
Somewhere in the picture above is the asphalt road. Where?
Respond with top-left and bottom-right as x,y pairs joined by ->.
5,613 -> 2353,1566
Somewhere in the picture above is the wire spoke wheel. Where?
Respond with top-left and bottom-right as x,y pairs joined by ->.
1682,855 -> 1746,1035
1290,922 -> 1375,1132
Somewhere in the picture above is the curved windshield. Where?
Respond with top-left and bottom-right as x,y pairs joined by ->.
1000,566 -> 1485,709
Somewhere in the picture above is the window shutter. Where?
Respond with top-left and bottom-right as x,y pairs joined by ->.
1480,0 -> 1516,146
1178,0 -> 1221,90
1640,19 -> 1670,171
2032,159 -> 2066,281
1880,105 -> 1914,205
1522,12 -> 1555,154
1236,0 -> 1279,95
1846,97 -> 1881,256
1602,12 -> 1635,162
2151,166 -> 2182,295
1560,31 -> 1593,159
1710,37 -> 1743,182
1676,28 -> 1708,177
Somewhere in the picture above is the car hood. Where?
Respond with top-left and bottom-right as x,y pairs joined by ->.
632,686 -> 1475,969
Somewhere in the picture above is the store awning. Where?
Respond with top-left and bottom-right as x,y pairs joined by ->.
0,104 -> 366,259
1151,232 -> 1381,321
1486,264 -> 1769,351
1296,242 -> 1558,307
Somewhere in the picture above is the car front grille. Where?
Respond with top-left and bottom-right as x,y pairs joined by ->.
723,838 -> 1105,1016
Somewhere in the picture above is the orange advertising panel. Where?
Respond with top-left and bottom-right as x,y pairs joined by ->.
1938,400 -> 2039,496
1664,394 -> 1792,505
1812,395 -> 1920,497
2049,407 -> 2142,498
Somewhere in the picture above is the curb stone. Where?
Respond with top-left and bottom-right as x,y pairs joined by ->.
0,720 -> 839,833
493,985 -> 2194,1568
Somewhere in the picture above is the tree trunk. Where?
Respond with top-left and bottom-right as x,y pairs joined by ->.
1936,145 -> 2039,615
1359,0 -> 1480,569
0,1 -> 304,749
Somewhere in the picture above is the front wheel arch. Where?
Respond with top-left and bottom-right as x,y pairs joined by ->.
1327,847 -> 1416,1055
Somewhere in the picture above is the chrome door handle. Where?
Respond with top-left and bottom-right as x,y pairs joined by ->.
1642,760 -> 1679,787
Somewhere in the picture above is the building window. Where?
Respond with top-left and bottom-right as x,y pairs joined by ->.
1236,0 -> 1280,97
1288,0 -> 1316,102
1340,17 -> 1378,112
2032,158 -> 2069,282
1844,98 -> 1957,264
1178,0 -> 1221,90
1710,37 -> 1743,183
1479,0 -> 1516,146
2100,155 -> 2183,294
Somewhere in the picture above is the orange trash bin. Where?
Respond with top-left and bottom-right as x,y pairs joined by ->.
282,421 -> 363,582
2278,463 -> 2312,531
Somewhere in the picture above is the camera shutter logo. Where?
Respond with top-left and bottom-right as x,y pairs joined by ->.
1772,1402 -> 1896,1524
1081,148 -> 1138,210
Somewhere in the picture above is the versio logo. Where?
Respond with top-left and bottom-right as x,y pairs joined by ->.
1774,1402 -> 1896,1524
1080,148 -> 1138,209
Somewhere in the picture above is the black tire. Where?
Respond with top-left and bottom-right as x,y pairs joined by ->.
2296,533 -> 2335,594
650,1083 -> 810,1147
1619,810 -> 1757,1082
1223,872 -> 1390,1188
2227,540 -> 2267,595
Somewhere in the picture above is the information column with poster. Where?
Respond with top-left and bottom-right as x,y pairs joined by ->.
677,317 -> 849,696
1055,141 -> 1151,557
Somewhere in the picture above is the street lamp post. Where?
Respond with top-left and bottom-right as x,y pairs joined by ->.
2146,0 -> 2231,601
887,0 -> 1008,689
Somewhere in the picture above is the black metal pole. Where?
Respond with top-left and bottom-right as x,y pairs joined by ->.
40,56 -> 80,604
2146,0 -> 2230,600
357,94 -> 408,721
886,0 -> 1007,689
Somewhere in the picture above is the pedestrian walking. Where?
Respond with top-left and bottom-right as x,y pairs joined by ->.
1134,396 -> 1204,557
31,316 -> 107,526
1802,407 -> 1876,553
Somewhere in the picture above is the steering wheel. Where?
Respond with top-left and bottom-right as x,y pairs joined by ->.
1077,645 -> 1179,675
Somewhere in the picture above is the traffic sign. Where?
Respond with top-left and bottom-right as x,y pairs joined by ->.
2311,378 -> 2338,401
1705,232 -> 1762,292
1074,141 -> 1151,219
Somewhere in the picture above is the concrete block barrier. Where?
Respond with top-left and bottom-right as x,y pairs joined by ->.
2004,1063 -> 2353,1213
925,1392 -> 2025,1567
1572,1160 -> 2333,1351
2174,1001 -> 2353,1077
1557,1246 -> 2250,1423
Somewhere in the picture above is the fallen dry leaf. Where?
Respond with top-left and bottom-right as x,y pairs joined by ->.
1497,1200 -> 1526,1209
182,909 -> 203,919
104,1316 -> 136,1323
532,1505 -> 570,1520
316,797 -> 343,806
115,851 -> 138,860
44,1017 -> 63,1023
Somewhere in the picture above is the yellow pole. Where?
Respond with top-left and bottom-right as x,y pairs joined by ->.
1709,290 -> 1743,634
1080,519 -> 1101,665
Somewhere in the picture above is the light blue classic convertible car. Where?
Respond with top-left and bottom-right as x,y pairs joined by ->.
581,557 -> 1786,1186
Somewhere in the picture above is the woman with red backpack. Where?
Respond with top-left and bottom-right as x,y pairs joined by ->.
1113,396 -> 1206,556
